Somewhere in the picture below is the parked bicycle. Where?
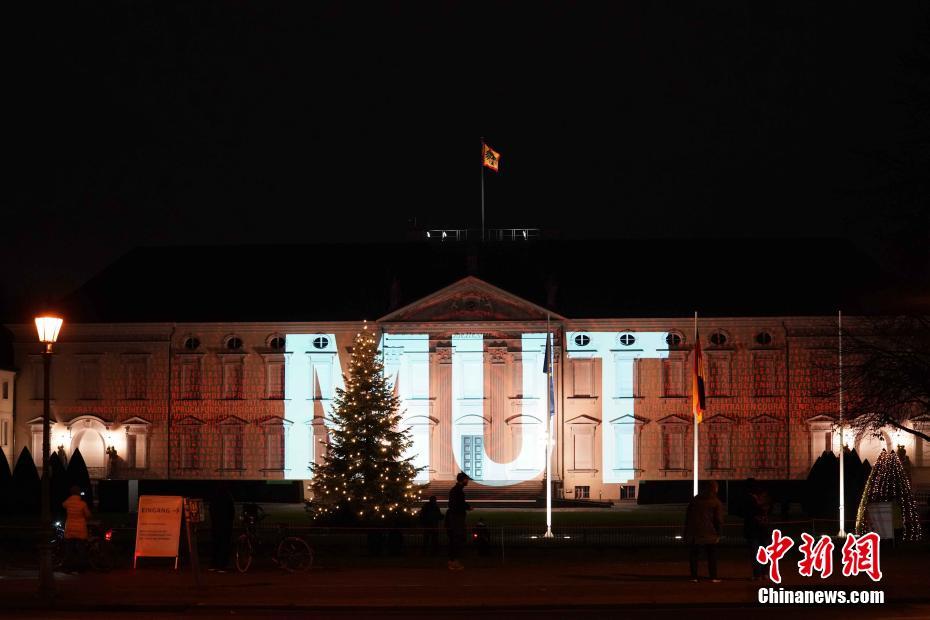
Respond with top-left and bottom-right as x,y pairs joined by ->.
234,503 -> 313,573
52,520 -> 117,571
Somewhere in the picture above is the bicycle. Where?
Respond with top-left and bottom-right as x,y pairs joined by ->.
52,520 -> 117,572
234,503 -> 313,573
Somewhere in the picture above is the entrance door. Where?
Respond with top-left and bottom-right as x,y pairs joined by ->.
461,435 -> 484,480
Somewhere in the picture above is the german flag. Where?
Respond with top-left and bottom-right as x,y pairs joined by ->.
482,143 -> 500,172
692,329 -> 706,424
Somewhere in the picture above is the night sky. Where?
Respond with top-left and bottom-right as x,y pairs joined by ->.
5,2 -> 930,315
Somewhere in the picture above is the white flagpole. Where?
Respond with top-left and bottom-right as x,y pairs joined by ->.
838,310 -> 846,537
544,315 -> 554,538
693,311 -> 699,497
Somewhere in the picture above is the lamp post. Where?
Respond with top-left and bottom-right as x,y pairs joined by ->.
35,315 -> 63,597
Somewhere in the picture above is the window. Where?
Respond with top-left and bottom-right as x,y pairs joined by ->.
125,358 -> 147,400
661,424 -> 686,469
662,358 -> 684,396
221,425 -> 244,470
571,425 -> 595,470
265,427 -> 286,470
126,433 -> 148,469
755,331 -> 773,346
613,421 -> 636,470
707,354 -> 731,397
225,336 -> 244,351
2,381 -> 7,399
620,485 -> 636,500
269,336 -> 286,351
572,359 -> 595,397
574,334 -> 591,347
618,333 -> 636,346
707,422 -> 732,469
752,354 -> 778,396
79,360 -> 101,400
574,486 -> 590,499
312,336 -> 329,350
180,360 -> 202,400
222,362 -> 244,400
709,331 -> 728,347
665,332 -> 683,347
180,427 -> 200,469
810,352 -> 837,397
267,361 -> 285,399
920,434 -> 930,467
614,358 -> 638,398
1,420 -> 8,446
755,422 -> 778,469
183,336 -> 200,351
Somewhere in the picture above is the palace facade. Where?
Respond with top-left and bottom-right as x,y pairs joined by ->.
5,274 -> 930,501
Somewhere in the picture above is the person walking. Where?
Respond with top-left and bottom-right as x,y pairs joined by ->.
743,479 -> 772,581
684,480 -> 725,582
446,472 -> 472,570
208,483 -> 236,572
62,485 -> 92,572
419,495 -> 443,556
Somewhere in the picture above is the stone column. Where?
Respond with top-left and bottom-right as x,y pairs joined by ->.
434,345 -> 453,478
487,346 -> 508,462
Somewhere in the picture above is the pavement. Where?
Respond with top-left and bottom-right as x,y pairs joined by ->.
1,546 -> 928,618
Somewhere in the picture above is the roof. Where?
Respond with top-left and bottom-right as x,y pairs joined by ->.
52,238 -> 907,323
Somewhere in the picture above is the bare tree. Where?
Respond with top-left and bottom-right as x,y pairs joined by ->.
841,316 -> 930,444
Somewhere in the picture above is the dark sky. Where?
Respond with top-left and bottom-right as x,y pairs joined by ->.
5,1 -> 930,313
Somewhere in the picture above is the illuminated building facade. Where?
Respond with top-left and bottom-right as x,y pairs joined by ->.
5,274 -> 930,501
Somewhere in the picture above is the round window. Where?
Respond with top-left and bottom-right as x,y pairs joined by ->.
709,332 -> 728,346
313,336 -> 330,350
226,336 -> 243,351
269,336 -> 286,350
755,332 -> 773,346
183,336 -> 200,351
574,334 -> 591,347
665,333 -> 682,347
619,333 -> 636,346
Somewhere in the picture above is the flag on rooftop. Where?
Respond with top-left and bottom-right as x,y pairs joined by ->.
482,143 -> 500,172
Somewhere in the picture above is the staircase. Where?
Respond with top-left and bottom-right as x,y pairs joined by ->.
423,480 -> 544,507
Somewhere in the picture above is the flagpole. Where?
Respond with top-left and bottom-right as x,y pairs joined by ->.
838,310 -> 846,537
544,315 -> 554,538
480,137 -> 486,242
693,311 -> 699,497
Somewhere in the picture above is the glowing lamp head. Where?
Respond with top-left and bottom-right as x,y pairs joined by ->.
35,315 -> 63,348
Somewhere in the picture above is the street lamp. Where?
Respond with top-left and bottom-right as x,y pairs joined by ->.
35,314 -> 62,597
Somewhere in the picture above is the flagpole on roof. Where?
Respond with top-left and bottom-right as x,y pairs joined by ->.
693,311 -> 699,497
543,314 -> 554,538
480,137 -> 486,242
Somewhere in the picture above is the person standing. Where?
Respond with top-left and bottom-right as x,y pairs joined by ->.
684,480 -> 725,582
208,483 -> 236,572
62,485 -> 92,572
419,496 -> 443,555
743,479 -> 771,581
446,472 -> 472,570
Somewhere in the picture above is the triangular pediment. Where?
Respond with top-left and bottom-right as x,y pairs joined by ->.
379,276 -> 565,323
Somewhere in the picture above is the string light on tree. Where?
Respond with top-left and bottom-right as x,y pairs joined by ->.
855,448 -> 922,541
306,322 -> 424,524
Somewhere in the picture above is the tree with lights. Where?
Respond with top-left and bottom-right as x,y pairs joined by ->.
306,323 -> 423,525
855,448 -> 922,541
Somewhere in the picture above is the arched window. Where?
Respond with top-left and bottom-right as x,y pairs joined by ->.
709,331 -> 728,347
183,336 -> 200,351
225,336 -> 244,351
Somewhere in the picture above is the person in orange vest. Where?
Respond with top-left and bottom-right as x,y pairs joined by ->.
62,485 -> 92,571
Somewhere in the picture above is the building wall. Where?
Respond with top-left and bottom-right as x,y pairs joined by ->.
0,369 -> 14,468
7,314 -> 928,500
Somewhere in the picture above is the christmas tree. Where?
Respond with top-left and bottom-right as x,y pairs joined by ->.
855,448 -> 922,541
307,323 -> 423,525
